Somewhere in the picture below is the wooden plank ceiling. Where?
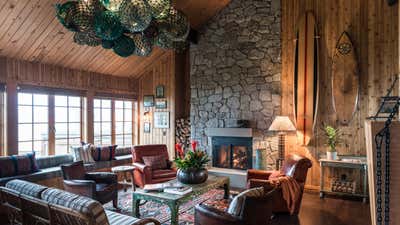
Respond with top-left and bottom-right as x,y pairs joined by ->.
0,0 -> 230,78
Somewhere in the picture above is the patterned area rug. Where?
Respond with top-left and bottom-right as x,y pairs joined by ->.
104,187 -> 230,225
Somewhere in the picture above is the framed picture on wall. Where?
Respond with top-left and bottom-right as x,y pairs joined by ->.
154,111 -> 169,128
155,99 -> 167,109
143,95 -> 154,107
144,122 -> 151,133
156,85 -> 165,98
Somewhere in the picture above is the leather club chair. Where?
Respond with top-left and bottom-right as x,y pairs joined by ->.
194,188 -> 278,225
131,145 -> 176,188
61,161 -> 118,208
247,153 -> 312,215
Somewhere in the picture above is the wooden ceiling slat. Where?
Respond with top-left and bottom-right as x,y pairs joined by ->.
0,0 -> 230,77
0,1 -> 31,47
8,1 -> 56,59
3,0 -> 54,59
0,0 -> 42,53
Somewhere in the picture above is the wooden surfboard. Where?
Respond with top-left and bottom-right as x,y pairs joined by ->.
294,11 -> 319,146
332,32 -> 359,125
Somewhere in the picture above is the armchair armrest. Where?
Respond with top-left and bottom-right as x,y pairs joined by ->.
195,204 -> 242,225
247,179 -> 276,191
132,218 -> 161,225
247,169 -> 273,181
63,180 -> 96,198
133,163 -> 152,174
85,172 -> 117,184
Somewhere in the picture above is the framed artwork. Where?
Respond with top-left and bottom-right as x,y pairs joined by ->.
154,111 -> 170,128
155,99 -> 167,109
144,122 -> 151,133
156,85 -> 165,98
143,95 -> 154,107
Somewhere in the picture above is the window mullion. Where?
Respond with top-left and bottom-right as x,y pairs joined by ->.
111,99 -> 115,145
48,95 -> 55,155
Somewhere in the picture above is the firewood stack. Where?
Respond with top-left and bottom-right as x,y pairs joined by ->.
175,118 -> 191,152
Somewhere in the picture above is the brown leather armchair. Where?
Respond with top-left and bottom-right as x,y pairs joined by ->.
247,154 -> 312,215
61,161 -> 118,208
194,188 -> 278,225
131,145 -> 176,188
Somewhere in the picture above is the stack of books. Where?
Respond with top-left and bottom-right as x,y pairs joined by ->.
143,182 -> 192,195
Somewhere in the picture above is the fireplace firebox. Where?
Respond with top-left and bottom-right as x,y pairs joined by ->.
211,137 -> 253,170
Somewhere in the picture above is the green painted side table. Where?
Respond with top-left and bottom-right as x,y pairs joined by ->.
132,175 -> 230,225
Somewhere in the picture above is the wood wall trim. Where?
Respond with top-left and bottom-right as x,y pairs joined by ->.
0,57 -> 139,97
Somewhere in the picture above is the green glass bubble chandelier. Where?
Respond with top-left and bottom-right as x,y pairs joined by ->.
56,0 -> 190,57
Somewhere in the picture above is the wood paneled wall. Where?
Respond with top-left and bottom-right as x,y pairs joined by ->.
281,0 -> 399,188
137,51 -> 189,158
0,57 -> 138,155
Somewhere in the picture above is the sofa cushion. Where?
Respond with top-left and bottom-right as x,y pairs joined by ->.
35,154 -> 74,169
143,155 -> 167,170
152,169 -> 176,179
91,145 -> 117,161
105,210 -> 139,225
5,179 -> 48,198
227,187 -> 264,217
115,147 -> 132,157
71,144 -> 95,163
42,188 -> 110,225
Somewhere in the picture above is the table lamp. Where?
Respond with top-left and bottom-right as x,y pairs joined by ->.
269,116 -> 296,170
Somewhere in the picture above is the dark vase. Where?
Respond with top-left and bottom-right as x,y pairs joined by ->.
177,168 -> 208,184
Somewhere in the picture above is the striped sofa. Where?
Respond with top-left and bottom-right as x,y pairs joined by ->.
0,179 -> 159,225
0,147 -> 133,186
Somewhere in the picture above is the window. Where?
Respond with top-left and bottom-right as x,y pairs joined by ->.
18,93 -> 49,156
115,100 -> 133,147
54,95 -> 82,155
94,99 -> 112,145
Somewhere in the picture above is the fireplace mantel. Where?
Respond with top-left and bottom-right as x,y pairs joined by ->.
205,128 -> 252,138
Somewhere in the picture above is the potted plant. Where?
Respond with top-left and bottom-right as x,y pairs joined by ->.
174,141 -> 210,184
323,125 -> 341,160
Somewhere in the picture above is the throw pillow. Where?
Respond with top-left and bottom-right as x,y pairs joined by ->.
0,152 -> 39,177
71,144 -> 95,163
0,156 -> 17,178
91,145 -> 117,161
142,155 -> 167,170
227,187 -> 264,217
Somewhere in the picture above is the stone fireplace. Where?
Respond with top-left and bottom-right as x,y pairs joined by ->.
212,137 -> 252,170
190,0 -> 281,171
206,128 -> 253,170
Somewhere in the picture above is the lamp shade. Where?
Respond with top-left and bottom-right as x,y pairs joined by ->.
268,116 -> 296,132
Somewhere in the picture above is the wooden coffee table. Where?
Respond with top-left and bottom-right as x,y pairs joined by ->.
132,175 -> 229,225
111,165 -> 136,192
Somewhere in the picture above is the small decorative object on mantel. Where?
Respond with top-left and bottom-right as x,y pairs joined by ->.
55,0 -> 190,58
268,116 -> 296,170
155,99 -> 167,109
156,85 -> 165,98
143,95 -> 154,107
154,111 -> 169,128
322,125 -> 342,160
174,141 -> 210,184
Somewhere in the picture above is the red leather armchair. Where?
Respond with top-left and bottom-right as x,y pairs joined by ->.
247,154 -> 312,215
131,145 -> 176,188
61,161 -> 118,208
194,188 -> 278,225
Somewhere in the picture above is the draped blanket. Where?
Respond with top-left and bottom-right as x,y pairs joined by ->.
269,176 -> 302,214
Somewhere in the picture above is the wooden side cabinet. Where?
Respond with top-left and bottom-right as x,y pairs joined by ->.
319,157 -> 368,203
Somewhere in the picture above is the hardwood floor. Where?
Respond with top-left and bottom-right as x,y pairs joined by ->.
271,192 -> 371,225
